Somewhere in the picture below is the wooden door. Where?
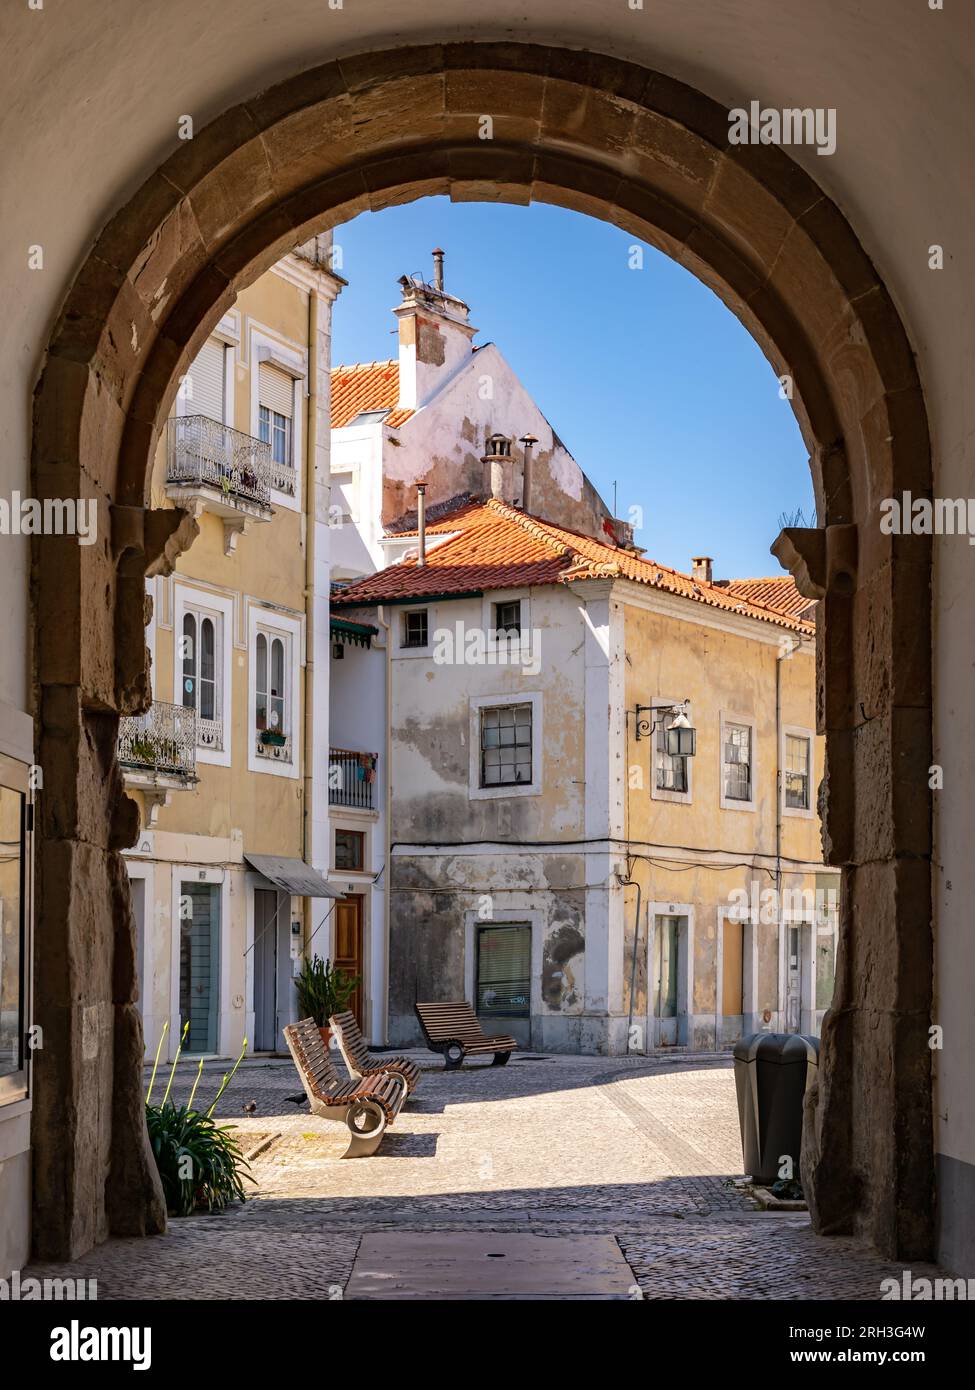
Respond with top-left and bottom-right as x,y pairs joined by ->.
334,895 -> 364,1026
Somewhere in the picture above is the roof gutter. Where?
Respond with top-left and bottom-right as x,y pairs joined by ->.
333,588 -> 486,609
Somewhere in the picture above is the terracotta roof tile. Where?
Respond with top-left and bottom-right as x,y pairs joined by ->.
332,499 -> 816,635
714,576 -> 814,620
330,360 -> 414,430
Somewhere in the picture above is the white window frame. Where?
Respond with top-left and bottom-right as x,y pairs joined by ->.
168,865 -> 229,1061
469,691 -> 543,800
480,589 -> 534,663
781,724 -> 815,819
646,901 -> 695,1048
463,906 -> 544,1023
395,604 -> 434,658
719,711 -> 758,812
173,585 -> 233,767
247,606 -> 302,780
649,695 -> 693,805
248,328 -> 306,514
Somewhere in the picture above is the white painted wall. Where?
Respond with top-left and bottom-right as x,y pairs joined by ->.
329,422 -> 387,578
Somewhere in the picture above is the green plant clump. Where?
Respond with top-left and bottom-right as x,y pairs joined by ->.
293,954 -> 360,1027
145,1023 -> 255,1217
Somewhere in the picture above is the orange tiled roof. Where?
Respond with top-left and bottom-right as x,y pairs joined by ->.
331,360 -> 414,430
714,576 -> 815,620
331,499 -> 816,635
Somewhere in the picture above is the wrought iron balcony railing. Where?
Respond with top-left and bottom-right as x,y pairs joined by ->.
268,456 -> 297,497
328,748 -> 377,809
166,415 -> 272,508
118,702 -> 198,781
196,716 -> 224,752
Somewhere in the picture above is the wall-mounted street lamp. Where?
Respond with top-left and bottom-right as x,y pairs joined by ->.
634,700 -> 697,756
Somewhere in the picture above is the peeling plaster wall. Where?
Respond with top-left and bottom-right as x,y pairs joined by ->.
378,584 -> 605,1048
381,344 -> 613,536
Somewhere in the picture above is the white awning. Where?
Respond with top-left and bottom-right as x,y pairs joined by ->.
244,854 -> 344,898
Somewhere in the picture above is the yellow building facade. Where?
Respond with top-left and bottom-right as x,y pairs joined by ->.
121,240 -> 344,1061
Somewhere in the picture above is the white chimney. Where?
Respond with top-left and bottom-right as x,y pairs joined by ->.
394,250 -> 477,410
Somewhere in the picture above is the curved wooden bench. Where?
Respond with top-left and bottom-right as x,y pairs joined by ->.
414,1001 -> 518,1070
330,1011 -> 421,1095
283,1017 -> 406,1157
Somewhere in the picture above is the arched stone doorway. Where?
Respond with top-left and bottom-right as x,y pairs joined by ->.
30,42 -> 932,1262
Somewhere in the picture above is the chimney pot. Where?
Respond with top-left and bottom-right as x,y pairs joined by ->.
416,481 -> 427,567
432,248 -> 445,293
691,556 -> 713,584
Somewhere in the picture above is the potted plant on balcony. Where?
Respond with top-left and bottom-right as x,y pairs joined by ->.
260,728 -> 286,747
293,955 -> 360,1047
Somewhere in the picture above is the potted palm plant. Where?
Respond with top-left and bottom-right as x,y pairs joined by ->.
293,954 -> 360,1047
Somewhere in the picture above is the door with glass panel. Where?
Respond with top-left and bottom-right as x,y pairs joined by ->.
179,882 -> 221,1054
651,915 -> 681,1046
476,923 -> 531,1046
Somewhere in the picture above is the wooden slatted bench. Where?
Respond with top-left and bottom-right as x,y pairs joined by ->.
414,1001 -> 518,1070
330,1011 -> 421,1095
283,1017 -> 407,1157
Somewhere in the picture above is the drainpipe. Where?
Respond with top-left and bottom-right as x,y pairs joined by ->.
303,285 -> 320,954
376,604 -> 393,1044
416,481 -> 427,567
775,635 -> 802,1026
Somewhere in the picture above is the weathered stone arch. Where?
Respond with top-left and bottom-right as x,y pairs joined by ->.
31,42 -> 932,1261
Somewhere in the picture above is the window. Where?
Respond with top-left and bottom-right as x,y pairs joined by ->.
476,924 -> 530,1018
655,711 -> 688,794
401,609 -> 428,649
181,610 -> 220,725
334,829 -> 365,872
480,703 -> 532,786
187,338 -> 226,423
255,631 -> 288,736
723,723 -> 753,802
257,362 -> 294,467
785,733 -> 811,810
492,599 -> 521,636
0,770 -> 28,1101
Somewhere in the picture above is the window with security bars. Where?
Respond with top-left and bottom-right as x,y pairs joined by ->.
723,722 -> 753,801
476,924 -> 531,1018
480,703 -> 532,786
401,609 -> 428,648
785,733 -> 811,809
655,711 -> 688,793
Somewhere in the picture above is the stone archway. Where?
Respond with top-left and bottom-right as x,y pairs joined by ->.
31,42 -> 932,1262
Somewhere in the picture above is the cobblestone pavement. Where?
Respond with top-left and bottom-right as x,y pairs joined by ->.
28,1053 -> 944,1299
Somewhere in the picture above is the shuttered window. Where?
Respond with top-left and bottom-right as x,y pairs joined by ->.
476,924 -> 531,1018
258,363 -> 295,470
258,362 -> 294,418
187,339 -> 226,423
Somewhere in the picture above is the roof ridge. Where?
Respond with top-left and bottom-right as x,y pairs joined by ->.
331,358 -> 398,373
484,498 -> 581,562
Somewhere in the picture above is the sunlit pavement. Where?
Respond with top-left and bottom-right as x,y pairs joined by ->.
27,1054 -> 945,1299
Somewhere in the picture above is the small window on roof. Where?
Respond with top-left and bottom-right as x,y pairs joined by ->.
351,409 -> 391,425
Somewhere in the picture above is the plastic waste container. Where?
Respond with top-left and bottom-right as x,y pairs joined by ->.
733,1032 -> 819,1184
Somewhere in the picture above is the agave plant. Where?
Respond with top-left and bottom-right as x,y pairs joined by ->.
145,1027 -> 254,1217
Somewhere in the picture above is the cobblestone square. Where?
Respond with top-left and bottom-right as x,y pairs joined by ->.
28,1053 -> 944,1300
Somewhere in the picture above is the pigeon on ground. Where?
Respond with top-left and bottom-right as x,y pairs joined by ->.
242,1100 -> 257,1114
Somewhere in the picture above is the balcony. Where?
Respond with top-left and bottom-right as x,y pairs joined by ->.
256,730 -> 293,764
118,701 -> 199,826
166,415 -> 273,554
329,748 -> 377,810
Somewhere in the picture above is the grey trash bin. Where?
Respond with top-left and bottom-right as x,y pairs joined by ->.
733,1032 -> 819,1184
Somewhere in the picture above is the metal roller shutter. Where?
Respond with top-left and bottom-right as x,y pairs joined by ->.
476,923 -> 531,1018
259,361 -> 294,418
187,338 -> 226,423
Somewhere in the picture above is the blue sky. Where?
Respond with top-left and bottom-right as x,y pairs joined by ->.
331,198 -> 813,580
